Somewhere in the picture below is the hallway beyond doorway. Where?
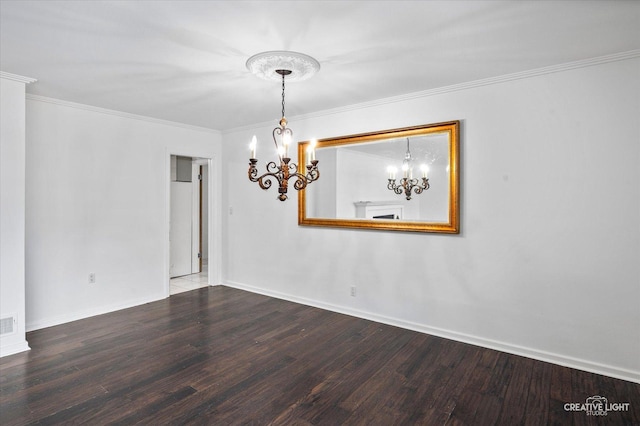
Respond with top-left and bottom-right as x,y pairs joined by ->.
170,260 -> 208,295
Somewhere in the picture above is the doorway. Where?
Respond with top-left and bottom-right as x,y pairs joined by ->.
169,155 -> 209,294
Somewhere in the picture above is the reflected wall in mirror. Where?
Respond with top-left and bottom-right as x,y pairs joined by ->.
298,121 -> 459,233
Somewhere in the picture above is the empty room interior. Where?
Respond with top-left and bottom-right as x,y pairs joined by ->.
1,1 -> 639,424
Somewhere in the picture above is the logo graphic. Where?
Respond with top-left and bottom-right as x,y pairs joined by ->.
564,395 -> 630,416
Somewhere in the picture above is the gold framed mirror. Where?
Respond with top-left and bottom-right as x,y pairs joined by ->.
298,121 -> 459,233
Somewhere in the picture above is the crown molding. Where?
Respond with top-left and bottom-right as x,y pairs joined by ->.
297,50 -> 640,120
395,49 -> 640,100
0,71 -> 37,84
224,49 -> 640,134
26,94 -> 220,135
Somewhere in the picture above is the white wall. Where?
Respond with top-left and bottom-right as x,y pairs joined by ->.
222,57 -> 640,382
25,97 -> 222,330
0,74 -> 34,356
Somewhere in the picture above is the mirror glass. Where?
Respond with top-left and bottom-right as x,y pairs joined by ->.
298,121 -> 459,233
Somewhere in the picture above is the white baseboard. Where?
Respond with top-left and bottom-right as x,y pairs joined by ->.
0,340 -> 31,357
26,294 -> 166,332
223,280 -> 640,384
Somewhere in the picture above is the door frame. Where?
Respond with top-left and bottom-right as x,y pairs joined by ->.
164,150 -> 219,297
191,162 -> 201,274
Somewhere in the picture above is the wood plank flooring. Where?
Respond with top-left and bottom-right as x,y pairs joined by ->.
1,286 -> 638,425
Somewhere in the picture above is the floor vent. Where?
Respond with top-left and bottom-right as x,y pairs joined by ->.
0,316 -> 16,336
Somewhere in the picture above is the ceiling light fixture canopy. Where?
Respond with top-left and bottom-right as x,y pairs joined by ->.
246,51 -> 320,201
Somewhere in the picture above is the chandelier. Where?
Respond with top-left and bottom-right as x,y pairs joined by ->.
386,138 -> 430,200
246,51 -> 320,201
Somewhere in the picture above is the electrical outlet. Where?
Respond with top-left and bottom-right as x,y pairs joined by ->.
89,273 -> 96,284
350,286 -> 356,297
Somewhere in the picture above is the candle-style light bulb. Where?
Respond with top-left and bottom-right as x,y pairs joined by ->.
402,163 -> 409,178
420,164 -> 429,178
282,133 -> 291,158
306,145 -> 314,166
387,166 -> 397,179
250,135 -> 257,159
309,138 -> 317,162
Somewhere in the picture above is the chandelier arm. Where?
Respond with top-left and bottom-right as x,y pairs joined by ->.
265,161 -> 280,173
291,173 -> 309,191
410,178 -> 429,193
286,160 -> 321,191
249,160 -> 282,189
256,174 -> 276,190
387,179 -> 404,196
248,164 -> 259,181
249,169 -> 277,189
304,160 -> 320,183
306,169 -> 320,182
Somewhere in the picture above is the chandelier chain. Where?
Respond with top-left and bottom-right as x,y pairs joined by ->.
281,72 -> 286,119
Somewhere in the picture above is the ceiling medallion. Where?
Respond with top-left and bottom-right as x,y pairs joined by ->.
246,51 -> 320,82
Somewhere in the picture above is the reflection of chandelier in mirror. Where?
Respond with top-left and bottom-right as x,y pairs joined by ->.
246,51 -> 320,201
386,138 -> 430,200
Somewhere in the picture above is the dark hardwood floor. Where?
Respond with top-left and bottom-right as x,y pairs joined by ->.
1,286 -> 638,425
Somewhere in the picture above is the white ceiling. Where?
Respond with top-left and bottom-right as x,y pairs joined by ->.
1,1 -> 639,131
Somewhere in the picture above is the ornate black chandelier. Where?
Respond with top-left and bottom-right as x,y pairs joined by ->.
246,52 -> 320,201
387,138 -> 430,200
